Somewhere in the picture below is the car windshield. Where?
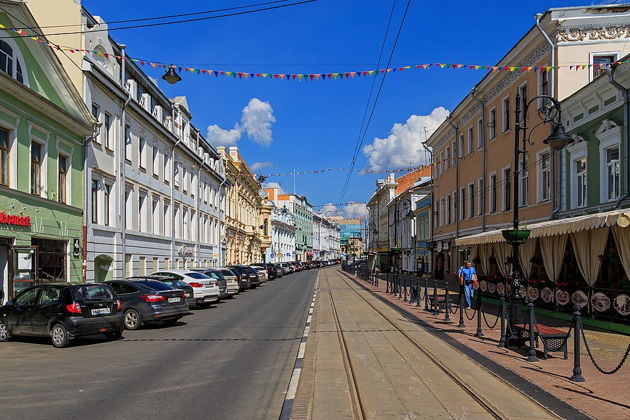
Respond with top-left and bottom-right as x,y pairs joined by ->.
184,272 -> 211,279
135,281 -> 174,291
220,269 -> 235,277
74,284 -> 113,301
208,271 -> 225,280
162,279 -> 190,289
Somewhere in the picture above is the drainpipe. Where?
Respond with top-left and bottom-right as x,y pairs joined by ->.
535,13 -> 561,219
170,104 -> 181,264
471,86 -> 487,231
608,65 -> 630,209
119,44 -> 131,279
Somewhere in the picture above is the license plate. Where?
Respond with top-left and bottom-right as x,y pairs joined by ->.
168,297 -> 180,303
91,308 -> 111,316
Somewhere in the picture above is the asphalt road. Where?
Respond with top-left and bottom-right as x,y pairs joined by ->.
0,268 -> 318,420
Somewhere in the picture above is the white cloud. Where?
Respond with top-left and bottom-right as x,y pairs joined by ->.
320,203 -> 339,216
263,181 -> 286,194
239,98 -> 275,146
206,97 -> 276,147
362,107 -> 449,170
206,125 -> 241,147
250,161 -> 274,172
342,202 -> 368,219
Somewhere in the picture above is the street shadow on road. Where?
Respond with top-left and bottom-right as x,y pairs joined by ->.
120,336 -> 303,342
556,386 -> 630,410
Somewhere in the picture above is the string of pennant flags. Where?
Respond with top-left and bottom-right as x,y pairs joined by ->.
3,24 -> 630,82
258,166 -> 422,178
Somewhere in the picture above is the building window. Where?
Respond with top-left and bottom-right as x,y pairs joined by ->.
503,168 -> 511,211
164,201 -> 171,237
104,184 -> 111,226
467,127 -> 474,155
125,189 -> 132,228
91,180 -> 98,224
490,174 -> 497,213
0,40 -> 26,84
0,128 -> 9,186
138,193 -> 146,232
539,70 -> 549,106
152,145 -> 159,177
458,135 -> 464,158
164,154 -> 171,184
468,183 -> 475,219
576,158 -> 587,207
31,142 -> 42,195
460,187 -> 466,220
124,125 -> 132,161
139,137 -> 147,169
477,179 -> 483,215
104,113 -> 112,149
58,155 -> 68,204
539,152 -> 550,202
152,197 -> 160,235
445,148 -> 450,170
477,119 -> 484,148
91,104 -> 100,143
606,147 -> 620,201
519,158 -> 528,207
438,151 -> 443,174
446,195 -> 451,224
502,97 -> 510,132
489,108 -> 496,140
593,54 -> 617,79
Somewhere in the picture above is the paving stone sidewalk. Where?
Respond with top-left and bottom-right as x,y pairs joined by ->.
349,271 -> 630,420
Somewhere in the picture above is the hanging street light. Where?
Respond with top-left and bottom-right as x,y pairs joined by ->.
162,66 -> 182,85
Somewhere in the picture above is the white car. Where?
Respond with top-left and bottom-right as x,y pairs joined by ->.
250,266 -> 268,283
216,268 -> 241,297
151,270 -> 220,308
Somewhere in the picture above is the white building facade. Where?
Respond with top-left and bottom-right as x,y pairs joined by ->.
79,12 -> 226,281
265,202 -> 296,263
313,214 -> 341,261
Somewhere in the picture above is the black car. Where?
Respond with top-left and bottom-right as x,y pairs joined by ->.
0,283 -> 124,348
251,263 -> 279,280
105,279 -> 189,330
228,265 -> 261,290
143,276 -> 196,309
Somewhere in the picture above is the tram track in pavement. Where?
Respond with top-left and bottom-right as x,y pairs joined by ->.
330,269 -> 561,420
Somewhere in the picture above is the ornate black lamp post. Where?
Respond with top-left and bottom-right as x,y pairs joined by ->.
503,93 -> 572,334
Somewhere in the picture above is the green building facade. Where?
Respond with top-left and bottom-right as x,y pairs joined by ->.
0,5 -> 93,301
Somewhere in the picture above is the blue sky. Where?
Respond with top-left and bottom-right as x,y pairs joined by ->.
82,0 -> 598,216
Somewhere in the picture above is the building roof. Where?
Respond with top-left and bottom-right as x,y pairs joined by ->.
394,166 -> 431,195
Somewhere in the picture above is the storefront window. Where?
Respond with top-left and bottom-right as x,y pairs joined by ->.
32,238 -> 66,283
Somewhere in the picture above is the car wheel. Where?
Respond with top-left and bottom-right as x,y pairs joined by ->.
0,319 -> 11,342
124,309 -> 141,330
198,302 -> 211,309
162,318 -> 179,326
227,294 -> 234,299
106,330 -> 123,341
51,323 -> 70,348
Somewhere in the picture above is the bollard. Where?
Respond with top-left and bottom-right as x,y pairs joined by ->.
386,272 -> 390,293
416,277 -> 421,307
432,279 -> 439,314
498,294 -> 507,348
424,278 -> 429,311
444,281 -> 451,321
398,274 -> 403,299
457,284 -> 465,328
526,297 -> 539,362
375,272 -> 378,287
475,290 -> 484,337
570,304 -> 585,382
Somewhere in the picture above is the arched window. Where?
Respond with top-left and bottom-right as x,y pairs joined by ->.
0,40 -> 27,85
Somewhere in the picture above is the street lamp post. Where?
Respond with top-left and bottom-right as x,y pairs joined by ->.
504,93 -> 573,339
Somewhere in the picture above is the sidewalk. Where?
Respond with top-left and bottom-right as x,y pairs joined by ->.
343,271 -> 630,419
291,269 -> 570,419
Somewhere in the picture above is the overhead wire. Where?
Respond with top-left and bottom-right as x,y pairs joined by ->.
338,0 -> 412,203
0,0 -> 319,39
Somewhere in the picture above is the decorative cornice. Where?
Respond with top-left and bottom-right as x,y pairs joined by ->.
556,25 -> 630,43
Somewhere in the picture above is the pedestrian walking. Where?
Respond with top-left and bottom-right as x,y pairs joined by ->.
459,260 -> 477,309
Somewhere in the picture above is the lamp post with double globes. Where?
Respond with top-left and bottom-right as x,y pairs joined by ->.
503,93 -> 573,343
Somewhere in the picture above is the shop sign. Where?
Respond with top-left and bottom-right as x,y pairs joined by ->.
0,212 -> 30,227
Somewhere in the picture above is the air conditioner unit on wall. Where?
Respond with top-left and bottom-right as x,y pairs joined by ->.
125,79 -> 138,101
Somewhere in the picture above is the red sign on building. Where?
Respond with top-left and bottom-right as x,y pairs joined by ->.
0,212 -> 31,227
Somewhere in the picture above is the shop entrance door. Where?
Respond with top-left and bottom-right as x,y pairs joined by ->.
9,246 -> 37,299
31,238 -> 67,284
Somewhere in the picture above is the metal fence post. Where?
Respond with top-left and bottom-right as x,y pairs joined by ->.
444,280 -> 451,321
403,275 -> 408,301
424,277 -> 429,311
527,297 -> 539,362
570,304 -> 585,382
498,294 -> 506,348
475,290 -> 483,337
416,276 -> 421,307
398,273 -> 402,298
432,279 -> 439,314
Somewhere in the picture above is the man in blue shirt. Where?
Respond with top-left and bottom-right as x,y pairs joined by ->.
459,260 -> 477,309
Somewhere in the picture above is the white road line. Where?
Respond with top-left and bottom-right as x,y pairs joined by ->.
306,315 -> 312,324
285,367 -> 302,401
303,325 -> 310,337
297,341 -> 307,359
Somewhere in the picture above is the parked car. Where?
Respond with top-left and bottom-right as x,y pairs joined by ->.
228,265 -> 261,289
270,263 -> 283,278
215,268 -> 240,297
143,276 -> 197,309
250,266 -> 268,283
190,268 -> 229,299
105,279 -> 189,330
279,262 -> 292,274
151,270 -> 220,308
0,283 -> 124,348
251,263 -> 280,280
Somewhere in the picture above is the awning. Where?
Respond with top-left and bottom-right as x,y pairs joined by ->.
455,209 -> 630,246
